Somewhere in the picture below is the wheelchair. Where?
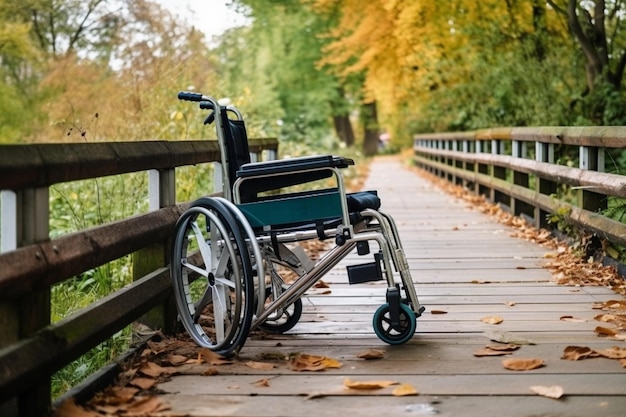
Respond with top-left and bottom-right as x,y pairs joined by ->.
170,91 -> 424,356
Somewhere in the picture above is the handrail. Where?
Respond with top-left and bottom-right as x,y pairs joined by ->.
0,138 -> 278,416
413,126 -> 626,250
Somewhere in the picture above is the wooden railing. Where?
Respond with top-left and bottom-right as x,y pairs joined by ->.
413,127 -> 626,259
0,138 -> 278,417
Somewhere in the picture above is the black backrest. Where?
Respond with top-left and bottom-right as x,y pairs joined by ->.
219,108 -> 250,193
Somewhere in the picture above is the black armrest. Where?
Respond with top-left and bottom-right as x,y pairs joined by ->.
236,155 -> 354,178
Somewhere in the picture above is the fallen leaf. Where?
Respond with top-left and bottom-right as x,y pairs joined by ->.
430,310 -> 448,314
108,386 -> 139,403
138,362 -> 175,378
620,359 -> 626,368
481,315 -> 504,324
486,344 -> 521,352
290,354 -> 342,372
245,361 -> 275,370
561,346 -> 600,361
474,344 -> 520,357
129,377 -> 157,390
559,315 -> 586,322
473,347 -> 514,357
604,300 -> 626,309
203,367 -> 219,376
502,358 -> 544,371
55,398 -> 100,417
392,383 -> 419,396
596,346 -> 626,359
198,348 -> 233,366
344,378 -> 398,390
504,301 -> 516,307
356,349 -> 385,360
164,354 -> 189,366
253,378 -> 271,387
530,385 -> 564,399
595,326 -> 618,337
125,396 -> 170,415
484,330 -> 534,345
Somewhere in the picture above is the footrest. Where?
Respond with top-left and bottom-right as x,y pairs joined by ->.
346,252 -> 383,284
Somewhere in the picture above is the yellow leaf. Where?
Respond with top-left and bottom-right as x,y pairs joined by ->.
290,354 -> 342,372
481,315 -> 503,324
530,385 -> 564,399
392,383 -> 419,396
344,378 -> 398,390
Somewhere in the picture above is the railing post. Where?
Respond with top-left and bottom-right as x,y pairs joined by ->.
132,169 -> 178,335
492,139 -> 509,208
512,141 -> 532,219
536,142 -> 556,228
578,146 -> 607,213
0,187 -> 51,417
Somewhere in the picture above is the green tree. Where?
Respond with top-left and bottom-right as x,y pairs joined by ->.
547,0 -> 626,124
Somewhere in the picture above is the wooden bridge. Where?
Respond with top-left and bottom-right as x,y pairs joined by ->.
1,128 -> 626,416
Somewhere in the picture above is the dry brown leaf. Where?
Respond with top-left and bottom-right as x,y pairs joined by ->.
245,361 -> 275,370
596,346 -> 626,359
290,354 -> 342,372
561,345 -> 600,361
604,300 -> 626,309
530,385 -> 564,399
473,347 -> 514,357
198,348 -> 233,366
486,344 -> 521,352
620,359 -> 626,368
595,326 -> 619,337
392,383 -> 419,396
55,398 -> 101,417
559,315 -> 586,322
356,349 -> 385,360
108,386 -> 139,403
138,361 -> 175,378
313,280 -> 329,288
254,378 -> 271,387
129,377 -> 157,390
124,396 -> 170,415
164,354 -> 189,366
505,301 -> 516,307
344,378 -> 398,390
481,315 -> 504,324
203,367 -> 220,376
502,358 -> 544,371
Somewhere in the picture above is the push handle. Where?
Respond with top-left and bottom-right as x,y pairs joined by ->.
177,91 -> 204,102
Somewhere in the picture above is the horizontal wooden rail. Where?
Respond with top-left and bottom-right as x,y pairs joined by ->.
0,138 -> 278,417
414,126 -> 626,256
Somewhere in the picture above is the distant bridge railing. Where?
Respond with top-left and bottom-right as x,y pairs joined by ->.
0,138 -> 278,417
413,127 -> 626,257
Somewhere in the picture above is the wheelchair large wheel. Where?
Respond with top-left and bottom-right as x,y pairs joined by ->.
170,198 -> 255,356
372,303 -> 416,345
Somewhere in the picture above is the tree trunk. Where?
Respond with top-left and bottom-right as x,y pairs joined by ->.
332,114 -> 355,146
361,101 -> 379,156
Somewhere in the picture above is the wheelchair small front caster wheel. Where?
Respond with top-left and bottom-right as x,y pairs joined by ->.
257,286 -> 303,334
373,303 -> 416,345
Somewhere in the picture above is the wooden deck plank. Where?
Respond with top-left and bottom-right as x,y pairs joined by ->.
151,156 -> 625,416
